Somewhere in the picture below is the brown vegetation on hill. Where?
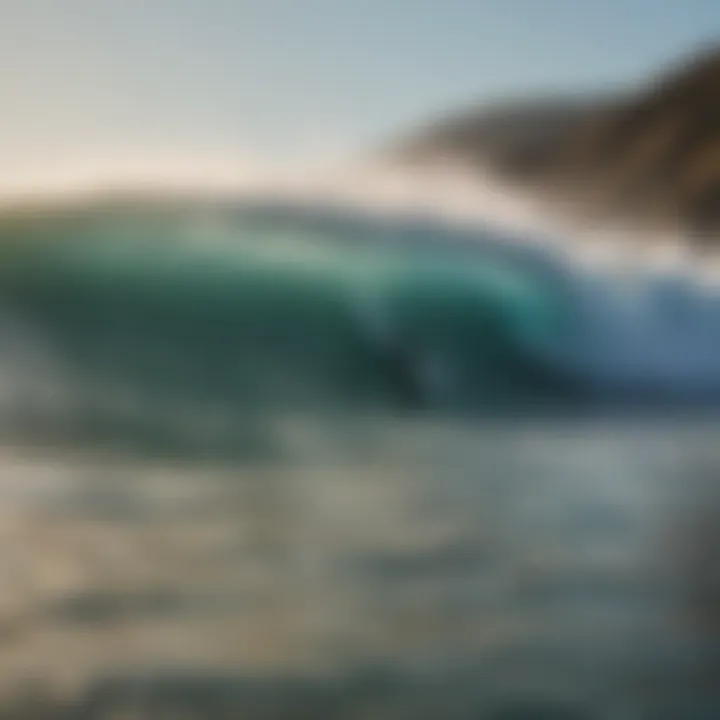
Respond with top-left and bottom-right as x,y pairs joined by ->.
395,47 -> 720,238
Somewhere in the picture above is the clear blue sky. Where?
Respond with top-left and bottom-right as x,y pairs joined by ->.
1,0 -> 719,181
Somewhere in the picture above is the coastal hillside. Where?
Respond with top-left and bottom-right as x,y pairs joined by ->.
394,47 -> 720,239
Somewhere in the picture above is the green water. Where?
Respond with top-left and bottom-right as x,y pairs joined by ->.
0,204 -> 574,452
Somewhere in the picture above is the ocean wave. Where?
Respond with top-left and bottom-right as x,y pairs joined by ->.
0,189 -> 717,453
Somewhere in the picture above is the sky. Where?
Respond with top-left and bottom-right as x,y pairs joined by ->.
1,0 -> 720,187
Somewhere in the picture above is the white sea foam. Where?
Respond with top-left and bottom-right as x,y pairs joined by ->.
0,149 -> 717,289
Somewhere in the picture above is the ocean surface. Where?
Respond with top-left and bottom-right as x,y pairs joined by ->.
0,198 -> 719,717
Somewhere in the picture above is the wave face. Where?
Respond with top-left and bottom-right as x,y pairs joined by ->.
0,199 -> 718,453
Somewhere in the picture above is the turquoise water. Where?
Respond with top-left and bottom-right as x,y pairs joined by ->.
0,202 -> 583,454
1,199 -> 719,457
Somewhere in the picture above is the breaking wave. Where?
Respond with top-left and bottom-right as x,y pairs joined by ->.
0,168 -> 717,454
